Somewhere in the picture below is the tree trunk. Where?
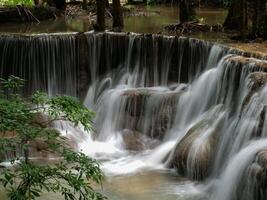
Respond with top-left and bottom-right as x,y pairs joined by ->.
33,0 -> 40,5
252,0 -> 267,38
223,0 -> 248,31
240,0 -> 247,40
179,0 -> 196,23
112,0 -> 124,29
82,0 -> 87,10
52,0 -> 66,10
106,0 -> 110,8
95,0 -> 106,31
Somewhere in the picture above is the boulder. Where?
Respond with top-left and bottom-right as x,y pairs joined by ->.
240,72 -> 267,137
242,72 -> 267,109
237,150 -> 267,200
122,88 -> 182,140
31,112 -> 51,128
121,129 -> 159,151
171,114 -> 221,180
123,89 -> 150,117
122,129 -> 145,151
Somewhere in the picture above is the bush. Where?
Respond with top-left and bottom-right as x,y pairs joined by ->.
0,75 -> 106,200
0,0 -> 33,6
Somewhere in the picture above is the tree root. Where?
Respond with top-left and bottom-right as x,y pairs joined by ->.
165,21 -> 224,34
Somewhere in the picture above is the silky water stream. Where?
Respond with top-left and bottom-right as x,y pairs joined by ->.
1,32 -> 267,200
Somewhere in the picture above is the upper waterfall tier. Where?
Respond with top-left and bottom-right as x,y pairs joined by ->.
1,32 -> 265,98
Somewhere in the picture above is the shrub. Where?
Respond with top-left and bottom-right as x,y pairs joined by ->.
0,75 -> 105,200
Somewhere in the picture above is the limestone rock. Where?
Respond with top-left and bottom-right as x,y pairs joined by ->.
122,129 -> 145,151
171,113 -> 221,180
237,150 -> 267,200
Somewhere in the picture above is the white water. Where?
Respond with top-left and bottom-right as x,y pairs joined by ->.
79,49 -> 267,200
65,50 -> 267,200
210,138 -> 267,200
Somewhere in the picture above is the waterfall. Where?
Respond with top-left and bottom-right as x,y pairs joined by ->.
1,32 -> 267,199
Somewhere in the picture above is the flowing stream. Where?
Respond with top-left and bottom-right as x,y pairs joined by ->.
1,32 -> 267,200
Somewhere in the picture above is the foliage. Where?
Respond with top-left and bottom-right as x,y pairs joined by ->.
0,76 -> 105,200
222,0 -> 231,7
0,0 -> 33,6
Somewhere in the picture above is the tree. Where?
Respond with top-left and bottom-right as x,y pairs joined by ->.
52,0 -> 66,10
112,0 -> 124,30
0,76 -> 106,200
224,0 -> 267,39
82,0 -> 87,10
179,0 -> 196,23
223,0 -> 248,31
252,0 -> 267,38
95,0 -> 106,31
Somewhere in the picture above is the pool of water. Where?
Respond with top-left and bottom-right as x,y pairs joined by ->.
101,170 -> 205,200
0,170 -> 205,200
0,5 -> 227,41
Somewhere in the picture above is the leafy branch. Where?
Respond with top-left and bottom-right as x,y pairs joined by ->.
0,76 -> 105,200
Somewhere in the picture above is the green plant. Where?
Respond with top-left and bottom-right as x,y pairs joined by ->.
0,76 -> 106,200
222,0 -> 231,7
0,0 -> 33,6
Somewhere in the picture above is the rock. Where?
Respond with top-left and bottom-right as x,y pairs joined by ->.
240,72 -> 267,137
171,110 -> 222,180
122,129 -> 145,151
0,131 -> 16,138
31,112 -> 51,128
227,56 -> 267,70
123,89 -> 150,117
242,72 -> 267,109
122,88 -> 182,140
237,150 -> 267,200
121,114 -> 141,132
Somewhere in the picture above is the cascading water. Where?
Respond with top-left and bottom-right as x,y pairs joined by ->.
1,32 -> 267,200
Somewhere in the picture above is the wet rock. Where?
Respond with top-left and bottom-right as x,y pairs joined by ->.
122,88 -> 181,140
171,115 -> 221,180
122,129 -> 145,151
121,129 -> 159,151
145,95 -> 178,140
123,89 -> 150,117
31,112 -> 51,128
239,72 -> 267,138
248,72 -> 267,93
242,72 -> 267,109
121,114 -> 141,133
227,56 -> 267,71
237,150 -> 267,200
